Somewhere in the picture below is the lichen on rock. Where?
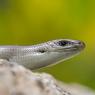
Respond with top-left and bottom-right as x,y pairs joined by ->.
0,59 -> 71,95
0,59 -> 94,95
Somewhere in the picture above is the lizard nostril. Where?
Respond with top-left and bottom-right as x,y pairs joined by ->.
78,41 -> 85,49
58,40 -> 68,46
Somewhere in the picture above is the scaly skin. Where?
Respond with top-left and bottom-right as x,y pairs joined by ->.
0,39 -> 85,69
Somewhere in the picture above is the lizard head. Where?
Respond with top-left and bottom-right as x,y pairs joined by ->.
29,39 -> 85,69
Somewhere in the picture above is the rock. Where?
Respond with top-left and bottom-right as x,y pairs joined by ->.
59,83 -> 95,95
0,59 -> 71,95
0,59 -> 94,95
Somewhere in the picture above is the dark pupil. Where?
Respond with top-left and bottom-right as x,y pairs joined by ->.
58,41 -> 68,46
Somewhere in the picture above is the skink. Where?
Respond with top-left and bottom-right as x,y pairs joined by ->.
0,39 -> 85,70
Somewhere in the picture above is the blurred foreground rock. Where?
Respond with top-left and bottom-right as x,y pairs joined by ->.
0,59 -> 94,95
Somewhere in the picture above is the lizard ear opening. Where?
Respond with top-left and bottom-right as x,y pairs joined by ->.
38,49 -> 46,53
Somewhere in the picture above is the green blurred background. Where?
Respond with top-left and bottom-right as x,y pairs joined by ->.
0,0 -> 95,90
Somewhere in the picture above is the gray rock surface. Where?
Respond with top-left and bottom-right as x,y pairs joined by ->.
0,59 -> 94,95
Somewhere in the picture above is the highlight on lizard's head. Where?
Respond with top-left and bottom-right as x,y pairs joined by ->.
29,39 -> 85,69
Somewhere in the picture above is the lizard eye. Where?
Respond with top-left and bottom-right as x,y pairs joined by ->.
58,40 -> 69,46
